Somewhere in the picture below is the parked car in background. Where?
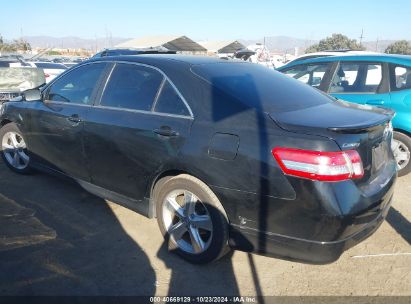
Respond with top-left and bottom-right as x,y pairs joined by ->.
26,62 -> 67,83
62,62 -> 79,68
0,56 -> 30,68
0,55 -> 396,264
0,66 -> 45,103
285,50 -> 377,65
278,54 -> 411,176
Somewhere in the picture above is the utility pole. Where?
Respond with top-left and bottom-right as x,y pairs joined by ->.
375,38 -> 379,52
359,29 -> 364,47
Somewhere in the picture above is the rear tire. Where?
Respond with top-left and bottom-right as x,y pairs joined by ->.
154,174 -> 230,264
392,131 -> 411,177
0,123 -> 32,174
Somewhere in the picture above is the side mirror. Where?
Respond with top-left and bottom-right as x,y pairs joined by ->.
23,89 -> 42,102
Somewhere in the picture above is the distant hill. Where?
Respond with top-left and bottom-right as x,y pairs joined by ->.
21,35 -> 410,54
361,40 -> 411,53
22,36 -> 129,51
23,35 -> 316,53
239,36 -> 316,54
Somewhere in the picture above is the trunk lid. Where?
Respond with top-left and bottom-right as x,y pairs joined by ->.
270,100 -> 395,183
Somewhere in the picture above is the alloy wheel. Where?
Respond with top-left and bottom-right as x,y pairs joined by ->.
1,131 -> 30,170
162,189 -> 213,254
392,138 -> 410,171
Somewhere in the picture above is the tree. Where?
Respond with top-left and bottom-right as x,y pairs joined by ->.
0,37 -> 31,52
305,34 -> 365,54
12,39 -> 31,51
385,40 -> 411,55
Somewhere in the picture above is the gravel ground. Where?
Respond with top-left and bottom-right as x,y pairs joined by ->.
0,159 -> 410,297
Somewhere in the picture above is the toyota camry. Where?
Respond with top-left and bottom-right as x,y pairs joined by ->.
0,55 -> 397,264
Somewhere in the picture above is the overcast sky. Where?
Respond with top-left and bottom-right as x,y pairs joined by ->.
1,0 -> 410,41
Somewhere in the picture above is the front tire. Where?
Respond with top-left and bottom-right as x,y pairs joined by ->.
392,131 -> 411,177
0,123 -> 32,174
155,174 -> 230,264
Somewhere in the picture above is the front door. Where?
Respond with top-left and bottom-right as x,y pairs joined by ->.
27,62 -> 109,181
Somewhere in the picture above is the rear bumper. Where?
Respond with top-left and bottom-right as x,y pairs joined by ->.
229,193 -> 393,264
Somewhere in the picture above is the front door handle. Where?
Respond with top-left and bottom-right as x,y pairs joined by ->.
67,114 -> 81,124
154,126 -> 179,137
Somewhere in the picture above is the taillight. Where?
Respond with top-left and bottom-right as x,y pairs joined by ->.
44,73 -> 50,78
272,147 -> 364,182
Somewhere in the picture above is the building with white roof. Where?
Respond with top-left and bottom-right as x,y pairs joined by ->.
115,35 -> 207,54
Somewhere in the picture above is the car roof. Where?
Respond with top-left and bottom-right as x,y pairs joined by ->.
88,54 -> 238,66
279,53 -> 411,69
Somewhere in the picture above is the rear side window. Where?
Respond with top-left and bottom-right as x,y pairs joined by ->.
191,62 -> 332,113
101,63 -> 163,111
47,63 -> 107,104
282,63 -> 329,88
391,65 -> 411,91
154,81 -> 190,116
329,62 -> 382,93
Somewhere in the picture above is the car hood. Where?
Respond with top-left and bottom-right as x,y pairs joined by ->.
0,67 -> 45,91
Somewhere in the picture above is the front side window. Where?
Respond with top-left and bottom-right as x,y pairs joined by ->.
100,63 -> 163,111
282,64 -> 329,88
153,81 -> 190,116
47,63 -> 107,104
329,62 -> 382,94
391,65 -> 411,91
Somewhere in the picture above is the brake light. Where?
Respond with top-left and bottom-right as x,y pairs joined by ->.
272,147 -> 364,182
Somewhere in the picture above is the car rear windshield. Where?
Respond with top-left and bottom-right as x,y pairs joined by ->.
34,62 -> 67,69
191,62 -> 333,112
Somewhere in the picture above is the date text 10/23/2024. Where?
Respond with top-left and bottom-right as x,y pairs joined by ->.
150,296 -> 257,303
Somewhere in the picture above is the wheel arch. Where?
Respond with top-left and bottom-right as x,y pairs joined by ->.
0,119 -> 12,127
394,127 -> 411,138
147,169 -> 193,218
147,168 -> 228,220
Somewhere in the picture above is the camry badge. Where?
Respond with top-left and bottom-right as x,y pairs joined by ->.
342,142 -> 360,148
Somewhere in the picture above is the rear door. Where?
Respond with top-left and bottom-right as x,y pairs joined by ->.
328,61 -> 391,107
84,62 -> 193,200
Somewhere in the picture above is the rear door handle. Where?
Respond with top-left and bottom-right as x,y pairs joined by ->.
67,114 -> 81,123
154,127 -> 179,137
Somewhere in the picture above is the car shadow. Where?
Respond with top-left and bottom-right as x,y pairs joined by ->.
386,206 -> 411,245
156,243 -> 240,296
0,160 -> 156,296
